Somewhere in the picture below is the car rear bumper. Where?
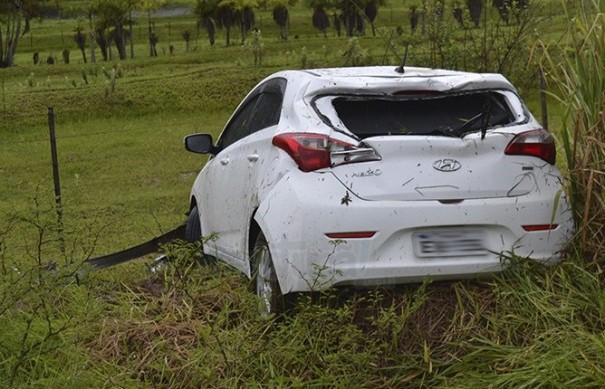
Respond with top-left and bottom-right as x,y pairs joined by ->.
254,171 -> 575,294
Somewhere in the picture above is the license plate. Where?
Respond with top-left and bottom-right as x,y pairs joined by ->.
412,228 -> 487,258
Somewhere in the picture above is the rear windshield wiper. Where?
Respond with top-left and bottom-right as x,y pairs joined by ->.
453,93 -> 493,139
453,111 -> 486,136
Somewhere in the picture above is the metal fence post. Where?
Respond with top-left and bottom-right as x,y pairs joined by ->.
48,107 -> 66,258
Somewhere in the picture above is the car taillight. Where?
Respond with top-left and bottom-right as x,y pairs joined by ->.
504,129 -> 556,165
272,133 -> 381,172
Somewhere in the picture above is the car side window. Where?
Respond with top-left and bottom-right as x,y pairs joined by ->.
249,91 -> 283,134
217,78 -> 286,151
218,94 -> 261,150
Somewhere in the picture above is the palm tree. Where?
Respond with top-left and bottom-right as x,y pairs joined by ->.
268,0 -> 297,40
364,0 -> 386,36
195,0 -> 221,46
219,0 -> 258,45
312,6 -> 330,37
273,4 -> 289,40
216,1 -> 237,45
334,0 -> 361,37
306,0 -> 330,37
92,0 -> 133,60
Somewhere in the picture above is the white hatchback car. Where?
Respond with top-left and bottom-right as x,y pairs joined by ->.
184,66 -> 574,313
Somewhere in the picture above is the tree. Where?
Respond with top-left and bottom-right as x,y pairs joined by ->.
196,0 -> 258,46
306,0 -> 330,37
0,0 -> 42,67
272,4 -> 288,40
140,0 -> 167,57
268,0 -> 296,40
182,29 -> 191,51
92,0 -> 135,60
338,0 -> 358,37
216,2 -> 236,45
364,0 -> 377,36
312,6 -> 329,37
149,31 -> 158,55
81,1 -> 97,63
410,6 -> 419,34
95,25 -> 109,60
363,0 -> 386,36
220,0 -> 257,45
74,27 -> 87,63
467,0 -> 482,28
194,0 -> 220,46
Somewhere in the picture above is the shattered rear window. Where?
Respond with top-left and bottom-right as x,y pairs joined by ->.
322,91 -> 520,139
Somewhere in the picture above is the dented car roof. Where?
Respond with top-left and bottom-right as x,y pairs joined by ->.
271,66 -> 518,96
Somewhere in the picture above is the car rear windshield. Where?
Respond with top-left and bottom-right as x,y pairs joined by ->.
328,91 -> 518,139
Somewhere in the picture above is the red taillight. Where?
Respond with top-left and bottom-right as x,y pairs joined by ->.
272,133 -> 381,172
504,129 -> 556,164
272,133 -> 332,172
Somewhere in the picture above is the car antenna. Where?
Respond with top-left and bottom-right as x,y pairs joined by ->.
395,43 -> 410,74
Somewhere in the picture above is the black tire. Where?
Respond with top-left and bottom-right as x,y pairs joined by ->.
185,206 -> 202,243
251,231 -> 286,315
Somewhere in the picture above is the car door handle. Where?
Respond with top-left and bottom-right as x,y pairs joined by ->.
247,154 -> 259,162
220,158 -> 229,166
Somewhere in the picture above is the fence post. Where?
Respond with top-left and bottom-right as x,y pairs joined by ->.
48,107 -> 66,258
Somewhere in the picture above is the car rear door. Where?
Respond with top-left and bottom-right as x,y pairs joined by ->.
200,79 -> 285,264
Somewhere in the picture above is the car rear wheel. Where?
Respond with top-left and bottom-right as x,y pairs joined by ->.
252,231 -> 285,315
185,206 -> 202,242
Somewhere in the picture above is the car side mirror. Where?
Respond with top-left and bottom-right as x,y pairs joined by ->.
184,134 -> 218,155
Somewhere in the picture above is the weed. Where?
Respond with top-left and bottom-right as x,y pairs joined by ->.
341,37 -> 367,66
249,29 -> 264,66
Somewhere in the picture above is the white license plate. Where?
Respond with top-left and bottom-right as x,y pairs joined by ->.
412,228 -> 487,258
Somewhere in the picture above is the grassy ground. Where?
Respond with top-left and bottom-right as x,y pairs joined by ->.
1,0 -> 604,387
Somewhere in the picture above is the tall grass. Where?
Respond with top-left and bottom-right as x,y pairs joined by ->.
542,0 -> 605,261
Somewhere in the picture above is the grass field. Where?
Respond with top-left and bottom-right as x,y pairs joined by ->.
1,0 -> 604,386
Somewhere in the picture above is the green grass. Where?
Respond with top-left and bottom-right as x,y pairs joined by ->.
1,0 -> 604,387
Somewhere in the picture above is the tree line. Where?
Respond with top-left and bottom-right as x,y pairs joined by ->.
1,0 -> 530,67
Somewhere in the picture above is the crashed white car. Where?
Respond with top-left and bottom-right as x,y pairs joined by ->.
184,66 -> 574,313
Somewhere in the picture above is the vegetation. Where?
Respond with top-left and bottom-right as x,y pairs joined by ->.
541,0 -> 604,261
0,0 -> 43,67
0,0 -> 604,386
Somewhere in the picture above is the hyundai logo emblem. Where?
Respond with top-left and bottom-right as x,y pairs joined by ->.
433,158 -> 461,172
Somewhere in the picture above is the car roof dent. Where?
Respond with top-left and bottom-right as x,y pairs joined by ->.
271,66 -> 517,98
